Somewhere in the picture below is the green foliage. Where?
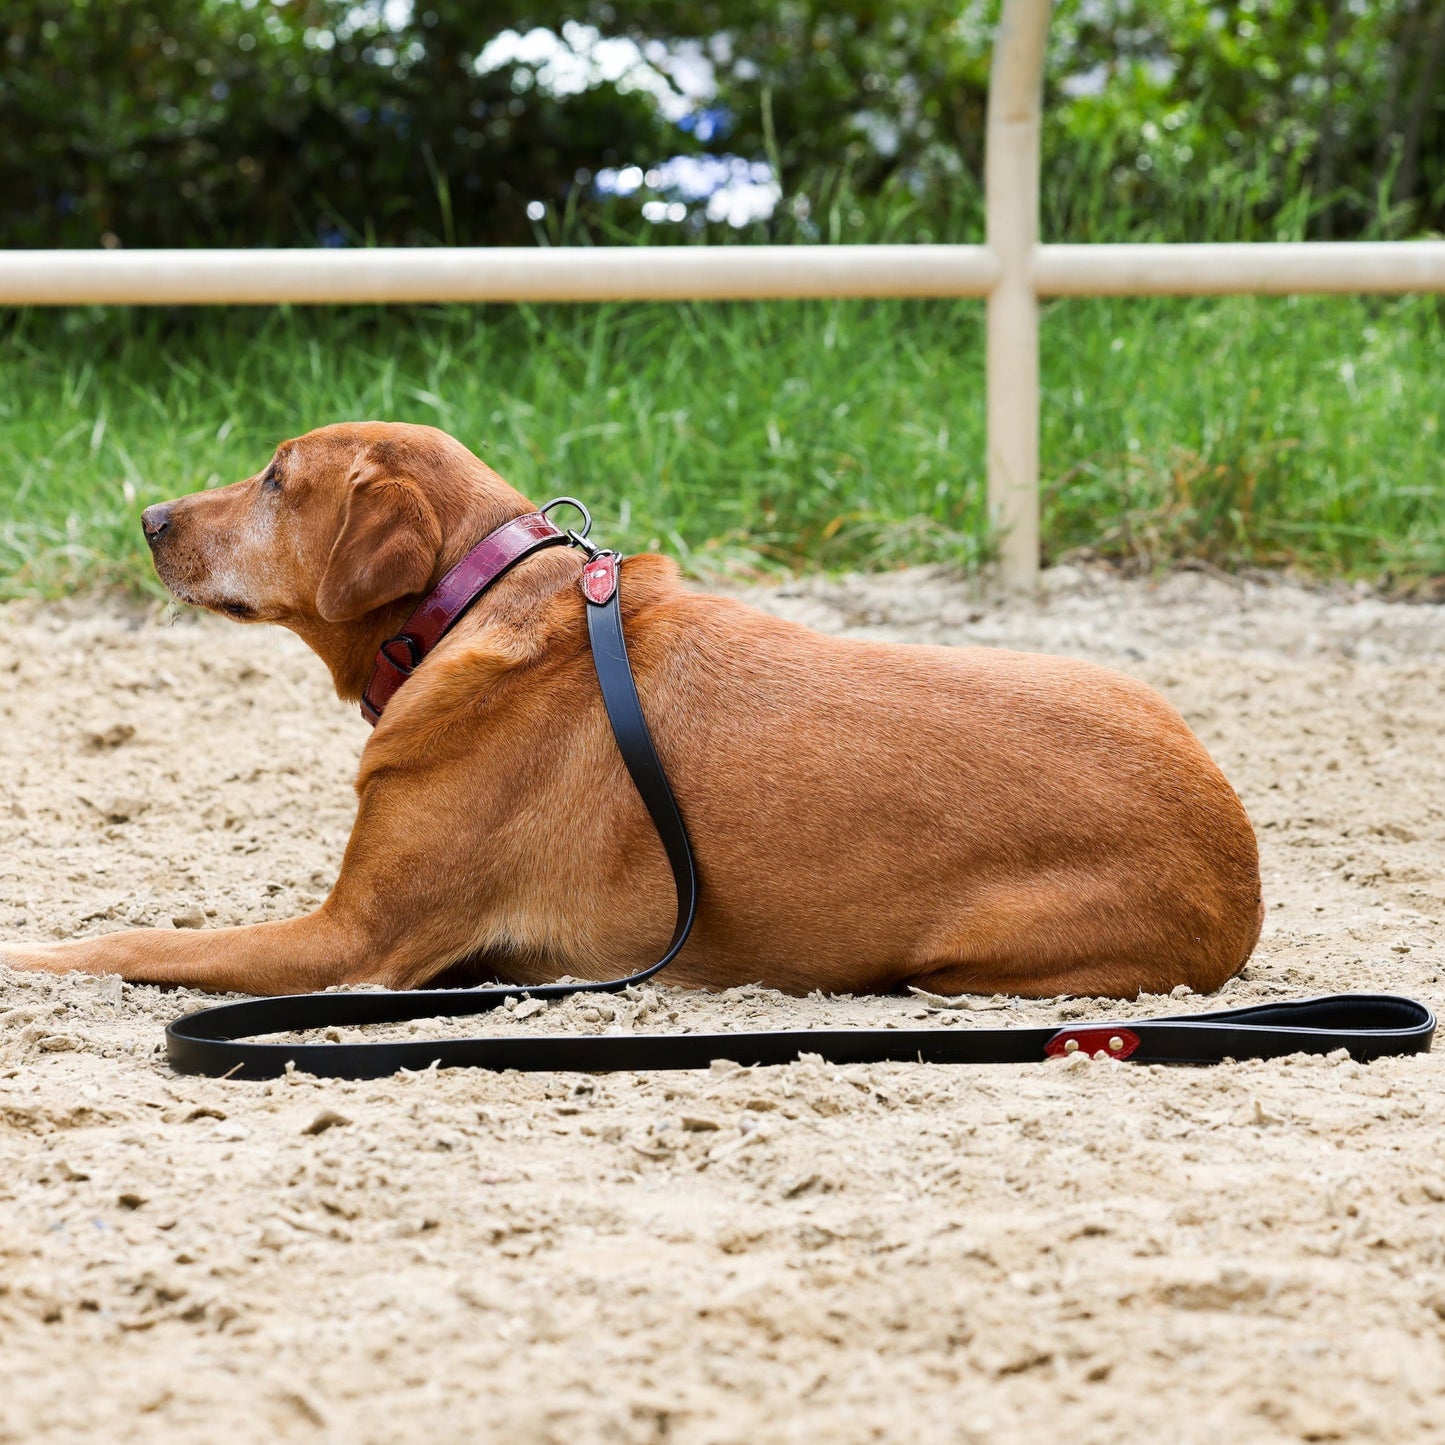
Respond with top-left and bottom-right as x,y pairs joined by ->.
656,0 -> 1445,242
3,1 -> 1442,249
1,296 -> 1440,597
593,0 -> 997,241
1044,0 -> 1445,242
1042,294 -> 1445,575
0,0 -> 682,248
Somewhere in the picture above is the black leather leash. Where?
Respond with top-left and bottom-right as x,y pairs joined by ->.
166,550 -> 1435,1080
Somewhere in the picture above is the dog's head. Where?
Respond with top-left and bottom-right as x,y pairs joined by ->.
143,421 -> 534,630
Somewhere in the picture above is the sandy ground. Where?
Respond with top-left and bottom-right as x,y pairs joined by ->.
2,563 -> 1444,1444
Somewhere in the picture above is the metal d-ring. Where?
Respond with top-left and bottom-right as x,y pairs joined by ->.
540,496 -> 592,541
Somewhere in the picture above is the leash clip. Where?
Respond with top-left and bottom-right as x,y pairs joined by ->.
540,496 -> 599,557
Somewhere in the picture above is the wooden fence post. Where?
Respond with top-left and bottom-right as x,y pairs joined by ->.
985,0 -> 1051,588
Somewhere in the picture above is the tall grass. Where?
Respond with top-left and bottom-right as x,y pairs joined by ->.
0,290 -> 1441,598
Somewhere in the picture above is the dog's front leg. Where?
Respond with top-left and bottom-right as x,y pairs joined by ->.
1,763 -> 496,994
0,906 -> 379,995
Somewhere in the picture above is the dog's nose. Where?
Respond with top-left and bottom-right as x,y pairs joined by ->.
141,504 -> 172,544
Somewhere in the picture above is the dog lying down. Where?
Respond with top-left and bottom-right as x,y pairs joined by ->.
3,422 -> 1264,1001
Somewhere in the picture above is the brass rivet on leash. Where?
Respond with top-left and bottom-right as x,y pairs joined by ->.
1108,1036 -> 1124,1052
1063,1038 -> 1080,1053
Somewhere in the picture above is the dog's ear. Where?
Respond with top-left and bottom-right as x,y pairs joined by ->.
316,458 -> 443,622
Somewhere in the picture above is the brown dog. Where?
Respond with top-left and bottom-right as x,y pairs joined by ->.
3,422 -> 1263,1000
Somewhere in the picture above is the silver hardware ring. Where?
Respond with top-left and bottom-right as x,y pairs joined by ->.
539,496 -> 593,540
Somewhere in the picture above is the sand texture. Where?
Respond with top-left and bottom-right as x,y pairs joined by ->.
2,564 -> 1444,1443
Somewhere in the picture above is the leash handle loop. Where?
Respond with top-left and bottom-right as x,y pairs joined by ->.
166,989 -> 1433,1080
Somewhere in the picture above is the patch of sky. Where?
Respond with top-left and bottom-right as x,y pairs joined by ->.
1059,64 -> 1108,99
474,22 -> 714,120
596,156 -> 780,227
335,0 -> 416,42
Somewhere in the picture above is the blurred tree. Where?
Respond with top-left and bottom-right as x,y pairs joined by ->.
0,0 -> 1439,249
0,0 -> 682,247
1041,0 -> 1445,240
613,0 -> 1444,241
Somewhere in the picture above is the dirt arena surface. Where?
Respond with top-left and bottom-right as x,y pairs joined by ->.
2,564 -> 1444,1444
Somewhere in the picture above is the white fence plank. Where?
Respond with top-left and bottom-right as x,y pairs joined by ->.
6,241 -> 1443,308
1035,241 -> 1445,296
0,244 -> 1000,306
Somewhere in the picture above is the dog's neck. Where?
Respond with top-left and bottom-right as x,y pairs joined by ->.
296,521 -> 586,708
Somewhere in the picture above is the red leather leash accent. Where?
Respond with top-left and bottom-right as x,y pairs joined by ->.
360,511 -> 567,725
1044,1026 -> 1141,1060
581,552 -> 618,605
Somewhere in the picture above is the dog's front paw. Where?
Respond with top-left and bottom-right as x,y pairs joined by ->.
2,941 -> 58,973
1,941 -> 97,977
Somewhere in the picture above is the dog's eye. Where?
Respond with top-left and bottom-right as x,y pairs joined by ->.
261,466 -> 282,492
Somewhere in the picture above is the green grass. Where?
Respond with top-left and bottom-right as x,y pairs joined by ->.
1,292 -> 1442,598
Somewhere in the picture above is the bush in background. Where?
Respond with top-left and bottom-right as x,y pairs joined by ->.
2,0 -> 1442,251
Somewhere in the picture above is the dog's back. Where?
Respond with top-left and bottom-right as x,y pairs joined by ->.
413,554 -> 1263,1000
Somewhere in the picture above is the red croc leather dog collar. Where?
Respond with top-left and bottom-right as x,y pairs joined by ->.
360,510 -> 568,725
